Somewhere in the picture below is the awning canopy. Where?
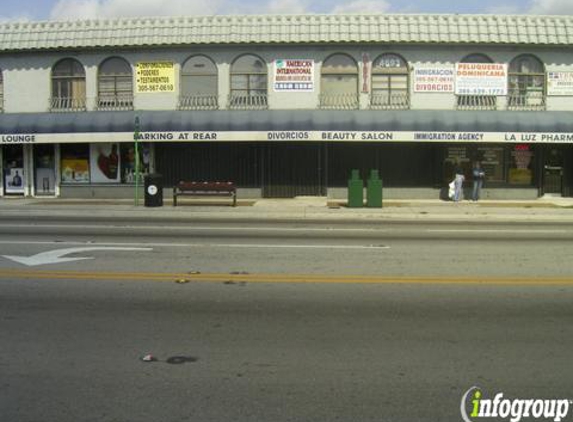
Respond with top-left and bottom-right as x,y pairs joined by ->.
0,110 -> 572,134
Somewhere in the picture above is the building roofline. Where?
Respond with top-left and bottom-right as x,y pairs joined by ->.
1,13 -> 573,52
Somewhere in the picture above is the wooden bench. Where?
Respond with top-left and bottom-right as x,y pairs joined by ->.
173,181 -> 237,207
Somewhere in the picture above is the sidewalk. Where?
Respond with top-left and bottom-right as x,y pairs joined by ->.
1,195 -> 573,223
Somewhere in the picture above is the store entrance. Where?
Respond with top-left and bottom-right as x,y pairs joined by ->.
3,145 -> 25,196
33,144 -> 57,196
542,147 -> 563,195
263,143 -> 325,198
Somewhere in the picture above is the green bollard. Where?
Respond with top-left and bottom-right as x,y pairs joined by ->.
347,169 -> 364,208
366,169 -> 383,208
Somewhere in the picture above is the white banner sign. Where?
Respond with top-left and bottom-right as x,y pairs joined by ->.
547,71 -> 573,96
4,131 -> 573,144
455,63 -> 508,95
273,59 -> 314,92
413,66 -> 455,93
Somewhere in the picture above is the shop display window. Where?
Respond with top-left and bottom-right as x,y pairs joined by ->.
120,143 -> 150,183
34,144 -> 56,195
508,144 -> 535,185
444,145 -> 506,183
61,143 -> 151,184
3,144 -> 25,194
61,143 -> 90,183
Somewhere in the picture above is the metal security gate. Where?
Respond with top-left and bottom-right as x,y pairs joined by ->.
262,143 -> 325,198
542,147 -> 564,195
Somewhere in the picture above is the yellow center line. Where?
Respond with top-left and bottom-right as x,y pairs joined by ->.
0,269 -> 572,285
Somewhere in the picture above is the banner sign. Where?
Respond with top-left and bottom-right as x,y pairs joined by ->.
455,63 -> 508,95
547,71 -> 573,96
413,66 -> 455,93
135,62 -> 176,93
5,131 -> 573,144
273,59 -> 314,92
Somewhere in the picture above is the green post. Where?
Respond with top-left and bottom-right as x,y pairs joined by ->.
366,169 -> 383,208
134,115 -> 140,206
347,169 -> 363,208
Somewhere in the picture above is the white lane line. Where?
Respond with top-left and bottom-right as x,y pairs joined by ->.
0,240 -> 389,250
426,229 -> 567,234
2,224 -> 571,235
0,223 -> 388,232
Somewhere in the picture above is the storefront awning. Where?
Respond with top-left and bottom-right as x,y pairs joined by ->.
1,110 -> 573,134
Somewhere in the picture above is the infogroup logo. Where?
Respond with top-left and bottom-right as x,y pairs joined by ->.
461,386 -> 572,422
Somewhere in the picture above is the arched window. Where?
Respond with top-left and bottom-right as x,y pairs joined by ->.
180,55 -> 218,110
508,55 -> 546,110
320,54 -> 358,109
371,53 -> 409,109
457,53 -> 497,110
97,57 -> 133,110
229,54 -> 267,109
51,58 -> 86,111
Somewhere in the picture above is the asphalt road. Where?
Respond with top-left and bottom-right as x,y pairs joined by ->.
1,217 -> 573,421
0,217 -> 572,277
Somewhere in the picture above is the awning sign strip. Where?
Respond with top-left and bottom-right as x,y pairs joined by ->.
3,131 -> 573,144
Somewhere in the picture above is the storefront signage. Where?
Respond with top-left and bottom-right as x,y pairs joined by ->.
135,62 -> 176,93
413,66 -> 455,93
1,135 -> 36,143
455,63 -> 508,96
547,71 -> 573,96
273,59 -> 314,92
6,131 -> 573,144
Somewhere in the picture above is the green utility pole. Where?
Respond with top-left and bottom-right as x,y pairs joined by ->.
134,115 -> 140,206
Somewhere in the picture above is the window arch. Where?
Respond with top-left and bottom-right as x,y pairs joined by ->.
180,55 -> 218,110
320,53 -> 358,109
461,53 -> 493,64
457,53 -> 497,110
229,54 -> 267,109
371,53 -> 409,109
51,58 -> 86,111
97,57 -> 133,110
508,55 -> 546,110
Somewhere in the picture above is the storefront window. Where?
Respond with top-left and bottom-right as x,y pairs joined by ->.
120,143 -> 150,183
34,144 -> 56,195
3,144 -> 25,194
61,143 -> 151,184
477,146 -> 504,182
90,143 -> 120,183
444,146 -> 471,182
444,145 -> 506,183
61,143 -> 90,183
508,144 -> 535,185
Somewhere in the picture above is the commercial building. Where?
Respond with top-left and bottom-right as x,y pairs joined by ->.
1,14 -> 573,199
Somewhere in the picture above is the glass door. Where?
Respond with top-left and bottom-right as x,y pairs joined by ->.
33,144 -> 56,196
3,145 -> 25,195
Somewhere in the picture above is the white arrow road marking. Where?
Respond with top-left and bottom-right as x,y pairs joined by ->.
3,247 -> 153,267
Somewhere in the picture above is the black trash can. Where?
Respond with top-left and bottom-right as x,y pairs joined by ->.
144,173 -> 163,207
